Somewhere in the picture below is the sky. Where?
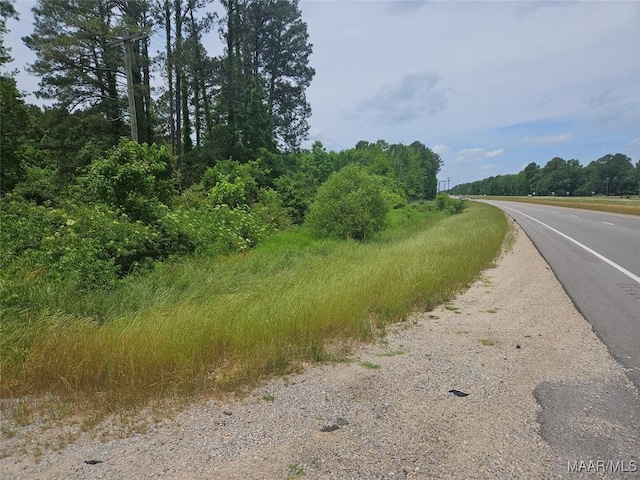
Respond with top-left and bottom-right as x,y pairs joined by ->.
4,0 -> 640,187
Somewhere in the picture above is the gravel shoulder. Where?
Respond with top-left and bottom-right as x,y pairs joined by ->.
2,220 -> 639,479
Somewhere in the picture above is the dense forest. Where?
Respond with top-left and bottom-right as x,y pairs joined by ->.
0,0 -> 444,299
450,154 -> 640,197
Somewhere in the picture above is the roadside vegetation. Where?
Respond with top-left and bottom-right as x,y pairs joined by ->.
0,0 -> 510,423
2,200 -> 505,411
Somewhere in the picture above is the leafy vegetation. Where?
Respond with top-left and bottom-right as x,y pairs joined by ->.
306,165 -> 389,240
1,202 -> 506,406
451,154 -> 639,197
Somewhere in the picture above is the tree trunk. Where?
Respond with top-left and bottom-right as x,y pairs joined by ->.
164,0 -> 175,152
174,0 -> 182,166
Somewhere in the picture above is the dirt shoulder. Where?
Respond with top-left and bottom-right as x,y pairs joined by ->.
2,220 -> 638,479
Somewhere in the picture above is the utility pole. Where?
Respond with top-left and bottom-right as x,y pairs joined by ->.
447,177 -> 450,191
107,30 -> 146,143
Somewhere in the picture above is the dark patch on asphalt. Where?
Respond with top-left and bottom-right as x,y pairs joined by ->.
617,283 -> 640,302
534,379 -> 640,477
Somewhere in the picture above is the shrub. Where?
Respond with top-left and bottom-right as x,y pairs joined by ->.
201,159 -> 263,206
0,199 -> 163,296
251,188 -> 291,232
83,139 -> 176,222
273,171 -> 315,224
305,165 -> 389,240
167,204 -> 266,256
434,193 -> 466,214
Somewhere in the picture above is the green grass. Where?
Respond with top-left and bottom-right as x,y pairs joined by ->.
1,202 -> 507,411
359,361 -> 381,370
481,195 -> 640,216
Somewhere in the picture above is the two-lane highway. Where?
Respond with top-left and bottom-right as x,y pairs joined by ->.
484,200 -> 640,389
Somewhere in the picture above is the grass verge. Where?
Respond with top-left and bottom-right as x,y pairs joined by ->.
1,202 -> 507,412
480,195 -> 640,216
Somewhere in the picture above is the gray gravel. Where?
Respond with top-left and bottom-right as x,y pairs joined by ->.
1,222 -> 638,479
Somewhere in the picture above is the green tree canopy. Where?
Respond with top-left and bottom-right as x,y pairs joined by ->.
305,165 -> 388,240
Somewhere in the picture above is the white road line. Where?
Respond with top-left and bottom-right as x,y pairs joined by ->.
602,221 -> 615,226
500,205 -> 640,285
571,215 -> 579,218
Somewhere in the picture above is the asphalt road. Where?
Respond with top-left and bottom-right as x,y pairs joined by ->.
483,200 -> 640,390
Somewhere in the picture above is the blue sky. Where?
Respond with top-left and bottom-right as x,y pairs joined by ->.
4,0 -> 640,187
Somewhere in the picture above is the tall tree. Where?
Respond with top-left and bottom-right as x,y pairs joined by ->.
184,8 -> 214,146
158,0 -> 176,150
595,153 -> 634,195
24,0 -> 125,141
0,76 -> 28,193
214,0 -> 314,159
213,0 -> 273,162
0,0 -> 17,67
248,0 -> 314,151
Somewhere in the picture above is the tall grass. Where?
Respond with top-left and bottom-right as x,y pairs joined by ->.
1,202 -> 507,406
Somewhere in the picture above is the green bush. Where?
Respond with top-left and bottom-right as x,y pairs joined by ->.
167,204 -> 266,256
83,139 -> 176,222
305,165 -> 389,240
251,188 -> 291,232
201,159 -> 263,206
273,171 -> 315,224
434,193 -> 466,214
0,199 -> 163,297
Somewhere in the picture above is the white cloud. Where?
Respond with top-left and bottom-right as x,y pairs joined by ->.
432,144 -> 451,156
347,71 -> 450,125
451,148 -> 487,164
480,164 -> 496,170
485,149 -> 505,158
586,89 -> 640,128
521,133 -> 573,144
385,0 -> 428,14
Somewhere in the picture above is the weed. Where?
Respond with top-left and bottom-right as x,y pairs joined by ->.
485,309 -> 498,314
455,330 -> 470,335
479,339 -> 497,346
287,463 -> 306,479
8,400 -> 32,427
54,432 -> 79,451
359,361 -> 381,370
376,349 -> 406,357
1,424 -> 17,439
263,394 -> 275,402
32,446 -> 43,463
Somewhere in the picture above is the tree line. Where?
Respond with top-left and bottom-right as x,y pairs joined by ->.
0,0 -> 442,197
2,0 -> 314,181
450,154 -> 640,197
0,0 -> 446,301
